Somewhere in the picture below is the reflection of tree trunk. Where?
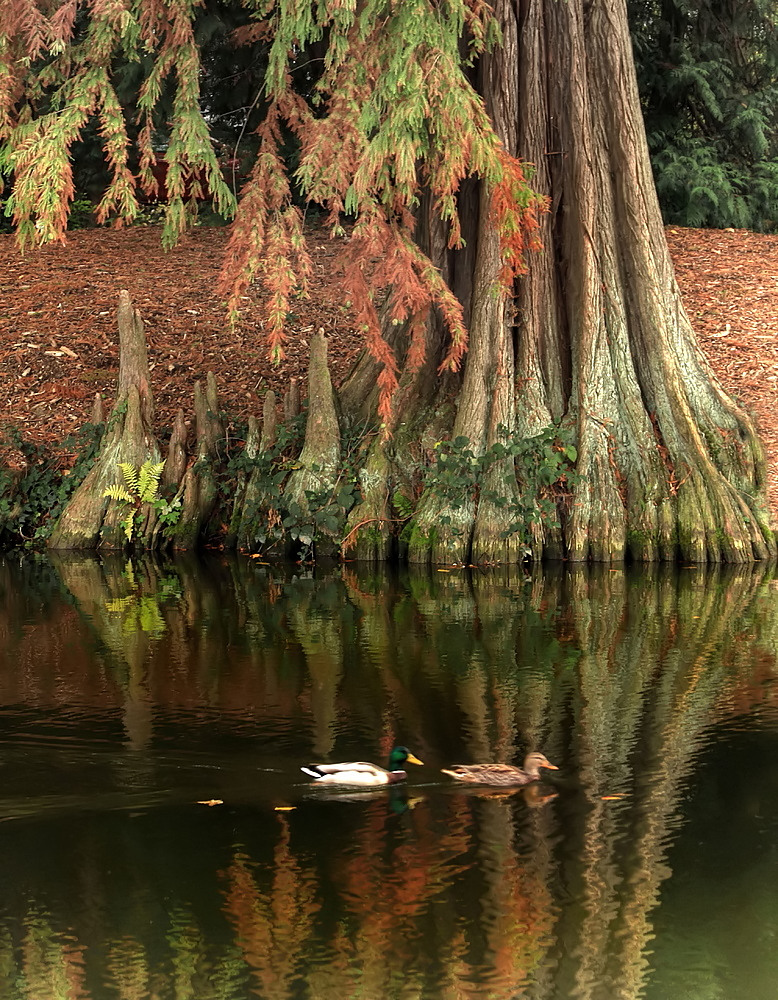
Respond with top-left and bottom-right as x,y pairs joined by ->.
472,568 -> 556,758
562,563 -> 770,1000
409,573 -> 500,760
455,665 -> 493,763
19,911 -> 89,1000
474,798 -> 555,992
289,590 -> 344,757
49,552 -> 155,751
340,569 -> 429,743
105,936 -> 150,999
606,568 -> 767,997
224,817 -> 319,999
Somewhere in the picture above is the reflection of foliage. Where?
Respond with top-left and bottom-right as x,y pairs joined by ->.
104,594 -> 166,638
15,907 -> 87,1000
103,561 -> 183,639
105,936 -> 150,1000
223,817 -> 320,999
2,560 -> 778,1000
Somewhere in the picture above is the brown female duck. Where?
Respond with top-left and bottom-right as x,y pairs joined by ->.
441,751 -> 558,787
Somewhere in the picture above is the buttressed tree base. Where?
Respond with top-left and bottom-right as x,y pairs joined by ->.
2,0 -> 774,563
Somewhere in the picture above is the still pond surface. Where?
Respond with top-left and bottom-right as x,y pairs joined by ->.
1,553 -> 777,1000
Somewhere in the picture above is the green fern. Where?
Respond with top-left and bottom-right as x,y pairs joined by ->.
136,460 -> 165,502
103,458 -> 174,543
119,462 -> 140,494
104,484 -> 135,503
392,491 -> 414,520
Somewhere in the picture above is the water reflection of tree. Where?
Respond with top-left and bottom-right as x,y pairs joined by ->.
548,565 -> 774,1000
342,562 -> 778,999
14,909 -> 88,1000
218,792 -> 557,1000
2,557 -> 778,999
223,816 -> 319,999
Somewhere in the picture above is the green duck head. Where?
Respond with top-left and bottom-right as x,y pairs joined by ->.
389,746 -> 424,770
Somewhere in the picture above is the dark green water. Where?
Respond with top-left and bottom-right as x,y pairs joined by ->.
0,553 -> 777,1000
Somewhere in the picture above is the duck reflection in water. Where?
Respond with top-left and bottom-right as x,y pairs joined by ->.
450,782 -> 559,808
302,783 -> 425,815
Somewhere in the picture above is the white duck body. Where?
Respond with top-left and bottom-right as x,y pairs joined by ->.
300,747 -> 423,787
301,761 -> 401,785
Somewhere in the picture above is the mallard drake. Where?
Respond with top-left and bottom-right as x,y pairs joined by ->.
301,746 -> 424,786
441,752 -> 558,787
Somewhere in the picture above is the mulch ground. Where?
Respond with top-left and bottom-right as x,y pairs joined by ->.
1,223 -> 777,525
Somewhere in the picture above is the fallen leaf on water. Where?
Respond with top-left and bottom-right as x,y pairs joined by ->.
197,799 -> 224,806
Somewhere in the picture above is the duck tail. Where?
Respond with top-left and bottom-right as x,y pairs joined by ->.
300,766 -> 322,779
441,768 -> 464,780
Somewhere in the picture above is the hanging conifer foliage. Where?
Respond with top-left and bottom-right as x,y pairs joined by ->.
0,0 -> 544,425
1,0 -> 775,564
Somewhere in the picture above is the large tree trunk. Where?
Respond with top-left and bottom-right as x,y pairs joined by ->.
353,0 -> 775,565
532,0 -> 774,562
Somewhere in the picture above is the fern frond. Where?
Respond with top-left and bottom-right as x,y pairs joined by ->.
120,462 -> 140,493
104,485 -> 135,503
137,459 -> 165,502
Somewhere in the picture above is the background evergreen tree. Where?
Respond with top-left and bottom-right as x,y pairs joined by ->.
629,0 -> 778,230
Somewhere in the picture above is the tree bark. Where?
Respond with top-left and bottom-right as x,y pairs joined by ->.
373,0 -> 776,565
528,0 -> 774,562
409,1 -> 527,565
48,291 -> 161,550
170,373 -> 223,550
164,409 -> 188,490
285,329 -> 342,554
231,392 -> 284,553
